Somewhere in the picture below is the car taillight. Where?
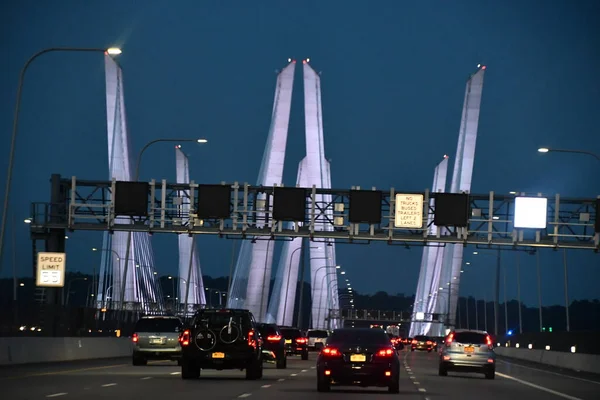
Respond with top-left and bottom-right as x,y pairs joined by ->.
296,338 -> 307,344
486,335 -> 493,348
267,335 -> 282,342
132,333 -> 138,343
179,329 -> 190,346
248,330 -> 256,347
322,347 -> 341,357
446,333 -> 454,345
426,341 -> 432,345
377,348 -> 395,357
411,339 -> 417,344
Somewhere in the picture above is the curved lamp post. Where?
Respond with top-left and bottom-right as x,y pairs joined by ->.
538,147 -> 600,161
0,47 -> 122,274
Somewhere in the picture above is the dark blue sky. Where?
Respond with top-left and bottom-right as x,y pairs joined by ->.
2,0 -> 599,306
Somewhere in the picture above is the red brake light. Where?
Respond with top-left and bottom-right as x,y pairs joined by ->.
322,347 -> 341,356
486,335 -> 493,347
248,329 -> 256,347
132,333 -> 138,343
426,341 -> 432,345
446,333 -> 454,344
411,339 -> 417,344
296,337 -> 307,344
377,348 -> 395,357
179,329 -> 190,346
267,335 -> 282,342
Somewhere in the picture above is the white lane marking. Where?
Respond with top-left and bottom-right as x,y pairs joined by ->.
101,383 -> 117,387
498,360 -> 600,386
496,372 -> 584,400
301,369 -> 308,372
310,366 -> 316,369
418,388 -> 426,392
409,375 -> 416,379
261,384 -> 271,388
140,377 -> 152,380
278,378 -> 285,382
290,373 -> 298,376
46,394 -> 67,398
413,381 -> 420,384
238,394 -> 252,398
170,372 -> 180,375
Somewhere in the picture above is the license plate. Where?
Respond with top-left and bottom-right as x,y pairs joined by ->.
285,339 -> 292,344
350,354 -> 366,362
212,352 -> 225,359
150,338 -> 163,344
464,346 -> 475,353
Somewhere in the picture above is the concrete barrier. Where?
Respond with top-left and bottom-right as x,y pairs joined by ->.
495,347 -> 600,375
0,337 -> 133,366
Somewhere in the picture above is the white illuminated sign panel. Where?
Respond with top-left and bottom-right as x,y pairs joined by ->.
394,194 -> 424,228
514,197 -> 548,229
36,252 -> 66,287
415,312 -> 425,321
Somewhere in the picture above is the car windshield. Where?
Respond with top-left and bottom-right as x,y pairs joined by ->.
135,318 -> 181,333
453,332 -> 488,344
308,330 -> 329,338
281,329 -> 303,339
327,329 -> 389,345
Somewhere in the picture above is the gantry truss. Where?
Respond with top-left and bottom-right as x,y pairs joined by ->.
29,176 -> 600,251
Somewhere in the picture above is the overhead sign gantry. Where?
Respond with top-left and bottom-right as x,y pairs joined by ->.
29,175 -> 600,250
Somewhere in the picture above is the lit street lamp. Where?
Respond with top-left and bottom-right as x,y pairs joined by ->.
538,147 -> 600,161
0,46 -> 122,275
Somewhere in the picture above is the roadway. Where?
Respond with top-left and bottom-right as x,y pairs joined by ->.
1,350 -> 598,399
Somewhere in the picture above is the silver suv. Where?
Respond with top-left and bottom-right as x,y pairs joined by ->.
132,316 -> 183,365
438,329 -> 496,379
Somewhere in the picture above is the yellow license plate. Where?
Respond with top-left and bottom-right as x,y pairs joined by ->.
350,354 -> 366,362
285,339 -> 292,344
464,346 -> 474,353
212,352 -> 225,359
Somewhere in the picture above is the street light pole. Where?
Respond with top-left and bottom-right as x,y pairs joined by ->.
0,46 -> 121,275
538,147 -> 600,161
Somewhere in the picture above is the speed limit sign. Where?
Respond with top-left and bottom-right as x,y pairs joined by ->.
36,252 -> 66,287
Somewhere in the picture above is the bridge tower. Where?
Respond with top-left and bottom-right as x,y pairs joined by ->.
410,156 -> 449,337
227,61 -> 296,321
175,146 -> 206,312
97,55 -> 162,312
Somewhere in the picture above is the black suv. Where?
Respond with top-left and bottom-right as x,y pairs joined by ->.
280,327 -> 309,360
257,323 -> 287,369
179,308 -> 263,380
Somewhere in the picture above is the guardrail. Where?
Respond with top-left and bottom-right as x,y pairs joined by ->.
495,346 -> 600,375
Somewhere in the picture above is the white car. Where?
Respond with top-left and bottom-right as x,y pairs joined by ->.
307,329 -> 329,350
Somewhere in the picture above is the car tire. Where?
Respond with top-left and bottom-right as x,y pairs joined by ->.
411,348 -> 415,352
485,368 -> 495,380
181,359 -> 200,379
317,377 -> 331,392
438,364 -> 448,376
388,373 -> 400,393
177,359 -> 182,366
276,354 -> 287,369
301,350 -> 309,361
246,356 -> 263,380
428,349 -> 432,353
132,355 -> 147,366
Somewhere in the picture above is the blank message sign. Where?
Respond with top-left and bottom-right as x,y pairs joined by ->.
514,197 -> 548,229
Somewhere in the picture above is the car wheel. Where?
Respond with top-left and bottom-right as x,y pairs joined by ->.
246,356 -> 263,380
485,368 -> 495,380
181,359 -> 200,379
132,355 -> 147,366
301,350 -> 309,361
276,354 -> 287,369
411,348 -> 415,352
388,372 -> 400,393
428,349 -> 432,353
177,359 -> 182,366
317,377 -> 331,392
438,364 -> 448,376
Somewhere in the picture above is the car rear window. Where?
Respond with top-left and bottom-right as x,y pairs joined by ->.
135,318 -> 181,332
258,324 -> 278,336
280,329 -> 302,339
414,335 -> 429,341
453,332 -> 488,344
328,329 -> 389,345
308,330 -> 329,338
193,310 -> 250,329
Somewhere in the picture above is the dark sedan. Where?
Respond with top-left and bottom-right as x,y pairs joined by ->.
316,328 -> 400,393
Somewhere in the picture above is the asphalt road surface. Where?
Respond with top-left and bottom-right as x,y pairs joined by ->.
1,350 -> 598,399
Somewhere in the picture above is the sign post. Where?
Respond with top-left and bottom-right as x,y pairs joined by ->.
394,194 -> 424,228
36,252 -> 66,287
